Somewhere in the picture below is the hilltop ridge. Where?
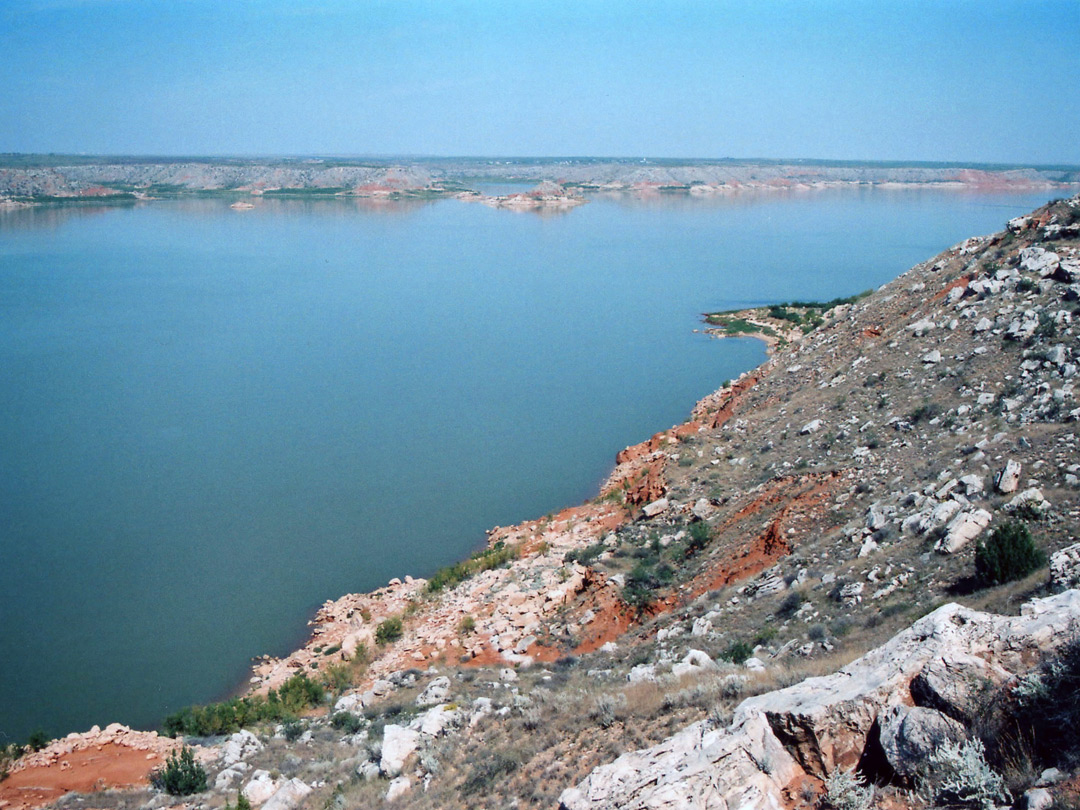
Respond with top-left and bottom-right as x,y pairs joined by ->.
0,157 -> 1076,207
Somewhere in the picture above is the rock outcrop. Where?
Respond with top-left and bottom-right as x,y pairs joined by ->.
561,591 -> 1080,810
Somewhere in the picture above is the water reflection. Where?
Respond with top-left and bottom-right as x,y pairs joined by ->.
0,183 -> 1060,232
0,194 -> 438,231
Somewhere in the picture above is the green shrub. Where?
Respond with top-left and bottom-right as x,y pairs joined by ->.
777,590 -> 804,619
26,730 -> 48,752
425,541 -> 520,594
721,640 -> 754,665
321,663 -> 351,695
622,561 -> 674,611
974,521 -> 1046,586
565,542 -> 605,566
687,521 -> 711,553
151,745 -> 207,795
375,616 -> 404,645
753,626 -> 779,646
1,743 -> 25,781
330,712 -> 364,734
460,750 -> 519,795
162,673 -> 323,737
281,718 -> 303,742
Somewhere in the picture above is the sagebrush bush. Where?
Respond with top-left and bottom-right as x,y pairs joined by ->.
824,767 -> 873,810
151,745 -> 207,796
975,521 -> 1046,585
926,739 -> 1010,810
1013,634 -> 1080,767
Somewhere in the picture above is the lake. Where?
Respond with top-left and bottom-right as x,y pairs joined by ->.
0,187 -> 1055,742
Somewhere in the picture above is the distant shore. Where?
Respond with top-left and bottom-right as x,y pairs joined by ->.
2,155 -> 1076,209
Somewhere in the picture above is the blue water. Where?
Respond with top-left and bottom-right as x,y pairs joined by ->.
0,187 -> 1054,742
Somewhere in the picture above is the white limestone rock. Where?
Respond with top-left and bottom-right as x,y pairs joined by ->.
995,459 -> 1022,494
385,776 -> 412,802
563,592 -> 1080,810
413,704 -> 462,737
1005,487 -> 1049,515
262,779 -> 313,810
642,498 -> 669,517
671,649 -> 718,678
220,729 -> 263,767
877,705 -> 966,779
334,693 -> 362,714
935,508 -> 992,554
1050,543 -> 1080,589
415,675 -> 451,707
379,725 -> 420,777
243,771 -> 283,806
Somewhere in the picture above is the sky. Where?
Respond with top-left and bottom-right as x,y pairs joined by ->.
1,0 -> 1078,163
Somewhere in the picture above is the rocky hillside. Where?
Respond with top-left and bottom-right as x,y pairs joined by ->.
4,195 -> 1080,810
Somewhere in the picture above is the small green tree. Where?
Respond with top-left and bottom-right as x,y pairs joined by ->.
687,521 -> 711,553
375,615 -> 403,645
975,521 -> 1046,586
25,730 -> 49,752
151,745 -> 207,796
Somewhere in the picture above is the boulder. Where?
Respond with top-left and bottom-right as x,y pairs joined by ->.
1023,788 -> 1054,810
642,498 -> 669,518
386,776 -> 412,802
334,693 -> 362,714
357,760 -> 380,781
243,771 -> 282,806
935,509 -> 991,554
671,649 -> 718,678
220,729 -> 262,767
565,593 -> 1080,810
1006,487 -> 1050,515
380,725 -> 420,777
877,705 -> 966,779
800,419 -> 823,435
1050,543 -> 1080,589
215,763 -> 249,790
958,474 -> 984,496
414,704 -> 461,737
416,676 -> 451,706
628,664 -> 658,683
995,459 -> 1022,494
559,711 -> 800,810
262,779 -> 313,810
1019,247 -> 1060,276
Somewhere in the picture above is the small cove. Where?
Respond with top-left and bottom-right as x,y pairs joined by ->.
0,187 -> 1056,741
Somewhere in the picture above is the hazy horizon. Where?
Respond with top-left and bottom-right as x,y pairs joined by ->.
2,0 -> 1077,164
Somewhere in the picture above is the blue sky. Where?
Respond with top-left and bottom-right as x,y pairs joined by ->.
1,0 -> 1077,162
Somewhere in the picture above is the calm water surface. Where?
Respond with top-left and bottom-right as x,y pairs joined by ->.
0,188 -> 1054,741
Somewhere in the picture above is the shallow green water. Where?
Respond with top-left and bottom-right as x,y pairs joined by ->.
0,188 -> 1054,742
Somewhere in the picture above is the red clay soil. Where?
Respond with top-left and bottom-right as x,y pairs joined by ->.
571,572 -> 637,655
932,273 -> 973,302
623,457 -> 668,506
699,371 -> 763,430
690,472 -> 844,597
0,745 -> 163,810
